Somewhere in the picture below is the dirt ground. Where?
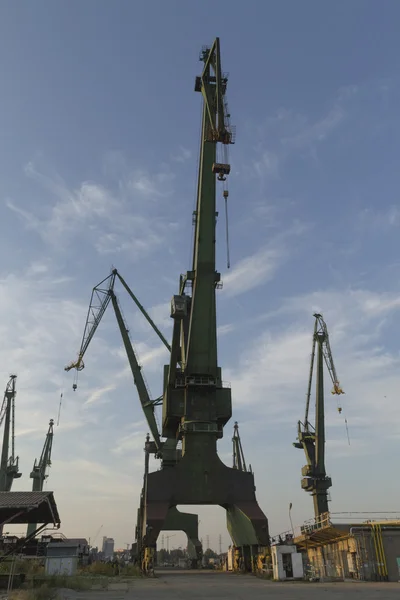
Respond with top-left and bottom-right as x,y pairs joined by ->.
54,569 -> 400,600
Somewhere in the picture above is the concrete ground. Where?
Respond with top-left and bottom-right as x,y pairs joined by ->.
56,569 -> 400,600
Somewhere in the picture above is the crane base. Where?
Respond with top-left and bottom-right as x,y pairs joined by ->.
139,448 -> 269,568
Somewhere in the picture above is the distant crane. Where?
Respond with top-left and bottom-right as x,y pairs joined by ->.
27,419 -> 54,537
0,376 -> 21,492
89,524 -> 103,549
294,313 -> 345,519
232,421 -> 250,472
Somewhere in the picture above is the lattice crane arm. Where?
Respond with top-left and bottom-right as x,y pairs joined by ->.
115,271 -> 171,352
64,271 -> 117,374
314,313 -> 344,396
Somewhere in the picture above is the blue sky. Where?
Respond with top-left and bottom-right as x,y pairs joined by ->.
1,1 -> 400,550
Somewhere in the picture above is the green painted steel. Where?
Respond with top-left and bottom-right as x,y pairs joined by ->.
138,39 -> 270,573
294,314 -> 345,519
0,376 -> 21,494
27,420 -> 54,537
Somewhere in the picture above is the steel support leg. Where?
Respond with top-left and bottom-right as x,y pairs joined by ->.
139,449 -> 269,571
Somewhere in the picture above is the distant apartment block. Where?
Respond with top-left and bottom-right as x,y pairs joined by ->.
102,536 -> 115,560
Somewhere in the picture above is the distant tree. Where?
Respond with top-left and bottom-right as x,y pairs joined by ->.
204,548 -> 218,560
157,548 -> 169,564
170,548 -> 185,562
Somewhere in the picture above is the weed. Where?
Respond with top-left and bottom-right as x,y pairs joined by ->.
9,585 -> 56,600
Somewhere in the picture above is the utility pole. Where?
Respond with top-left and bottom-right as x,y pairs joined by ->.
219,534 -> 222,554
206,535 -> 210,551
166,533 -> 175,552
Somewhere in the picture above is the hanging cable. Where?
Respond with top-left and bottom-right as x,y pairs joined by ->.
57,393 -> 63,427
345,418 -> 350,445
224,189 -> 230,269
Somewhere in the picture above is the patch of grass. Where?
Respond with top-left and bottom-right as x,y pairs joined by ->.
79,562 -> 141,578
0,558 -> 44,575
81,562 -> 116,577
9,585 -> 56,600
122,564 -> 141,577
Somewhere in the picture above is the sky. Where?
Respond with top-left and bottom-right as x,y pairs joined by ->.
0,1 -> 400,551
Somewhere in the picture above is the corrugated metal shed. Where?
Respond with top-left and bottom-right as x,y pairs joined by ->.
0,491 -> 60,526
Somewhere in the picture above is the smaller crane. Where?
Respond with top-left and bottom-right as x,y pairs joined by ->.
294,313 -> 345,520
232,422 -> 249,472
0,375 -> 21,493
26,419 -> 54,537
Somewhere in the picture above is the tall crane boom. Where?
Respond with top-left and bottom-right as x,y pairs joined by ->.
27,419 -> 54,537
163,37 -> 234,441
110,292 -> 161,451
294,313 -> 345,519
136,39 -> 271,575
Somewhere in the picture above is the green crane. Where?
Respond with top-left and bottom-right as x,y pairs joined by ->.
0,376 -> 21,493
139,38 -> 270,575
27,419 -> 54,537
294,313 -> 344,519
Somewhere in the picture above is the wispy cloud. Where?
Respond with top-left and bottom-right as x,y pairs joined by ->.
84,384 -> 117,406
225,287 -> 400,436
217,323 -> 235,337
222,221 -> 309,297
128,168 -> 175,197
223,246 -> 285,297
6,159 -> 178,259
171,146 -> 192,163
358,205 -> 400,229
252,85 -> 358,180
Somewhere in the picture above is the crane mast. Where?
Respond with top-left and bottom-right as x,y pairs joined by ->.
163,38 -> 234,447
0,375 -> 21,493
294,313 -> 344,519
27,419 -> 54,537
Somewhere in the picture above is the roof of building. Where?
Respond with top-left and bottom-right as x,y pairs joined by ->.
0,491 -> 60,526
64,538 -> 88,546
